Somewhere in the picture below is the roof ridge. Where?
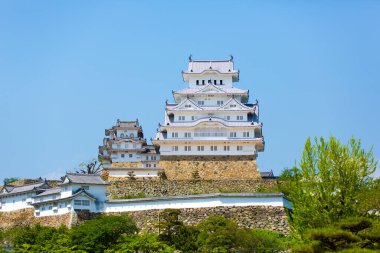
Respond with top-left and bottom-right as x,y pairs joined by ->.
192,60 -> 231,62
66,173 -> 101,177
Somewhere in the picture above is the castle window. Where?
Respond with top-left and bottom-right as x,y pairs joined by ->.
197,146 -> 204,151
185,146 -> 191,151
237,116 -> 243,120
230,132 -> 237,138
129,154 -> 133,158
226,116 -> 230,120
198,101 -> 204,106
121,154 -> 125,158
220,80 -> 223,85
211,146 -> 217,151
237,146 -> 243,151
243,132 -> 250,137
214,80 -> 217,85
217,101 -> 223,106
153,164 -> 156,168
202,80 -> 205,85
196,80 -> 199,85
184,132 -> 191,138
224,146 -> 230,151
172,132 -> 178,138
230,104 -> 236,108
191,116 -> 195,120
185,105 -> 191,108
179,116 -> 185,121
172,146 -> 178,151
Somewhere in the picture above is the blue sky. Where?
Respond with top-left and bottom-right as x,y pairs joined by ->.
0,1 -> 379,182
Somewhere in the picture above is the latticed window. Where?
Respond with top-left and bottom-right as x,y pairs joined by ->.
194,127 -> 227,137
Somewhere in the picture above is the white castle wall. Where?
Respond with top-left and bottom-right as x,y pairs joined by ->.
105,194 -> 290,213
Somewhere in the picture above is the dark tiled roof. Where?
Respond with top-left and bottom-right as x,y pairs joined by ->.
60,173 -> 109,185
34,188 -> 61,197
32,188 -> 96,206
260,171 -> 275,178
0,181 -> 49,197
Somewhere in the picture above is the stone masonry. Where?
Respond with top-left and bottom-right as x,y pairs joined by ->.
159,155 -> 261,180
0,208 -> 72,230
108,179 -> 277,199
81,206 -> 290,235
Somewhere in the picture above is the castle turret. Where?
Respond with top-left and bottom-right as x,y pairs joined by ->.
99,120 -> 162,178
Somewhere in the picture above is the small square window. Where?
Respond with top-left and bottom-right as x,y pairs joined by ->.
129,154 -> 133,158
121,154 -> 125,158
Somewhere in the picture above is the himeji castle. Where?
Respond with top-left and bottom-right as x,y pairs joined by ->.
152,56 -> 265,180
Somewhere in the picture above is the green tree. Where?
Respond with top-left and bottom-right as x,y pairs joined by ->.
75,159 -> 102,174
3,177 -> 19,185
158,209 -> 184,245
196,216 -> 241,253
71,214 -> 138,253
284,136 -> 377,235
357,178 -> 380,216
105,234 -> 174,253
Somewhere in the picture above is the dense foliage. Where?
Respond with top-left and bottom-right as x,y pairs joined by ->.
0,212 -> 289,253
278,136 -> 377,235
278,136 -> 380,252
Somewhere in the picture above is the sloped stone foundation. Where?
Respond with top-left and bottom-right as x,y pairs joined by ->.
159,155 -> 261,180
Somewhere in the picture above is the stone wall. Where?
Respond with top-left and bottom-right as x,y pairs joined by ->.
0,208 -> 72,230
97,206 -> 289,235
159,155 -> 261,180
0,206 -> 289,235
108,179 -> 277,198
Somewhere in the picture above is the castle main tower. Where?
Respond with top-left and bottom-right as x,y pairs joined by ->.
152,57 -> 264,180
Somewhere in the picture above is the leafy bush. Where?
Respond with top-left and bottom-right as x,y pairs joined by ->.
307,227 -> 360,251
105,233 -> 174,253
339,217 -> 372,234
71,214 -> 138,253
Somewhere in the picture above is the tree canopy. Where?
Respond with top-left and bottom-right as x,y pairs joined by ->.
279,136 -> 377,235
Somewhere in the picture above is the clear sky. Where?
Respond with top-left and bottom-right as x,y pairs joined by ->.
0,1 -> 379,182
